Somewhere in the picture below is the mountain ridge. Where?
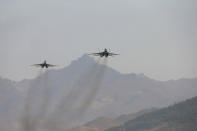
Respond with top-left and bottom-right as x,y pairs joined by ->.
0,55 -> 197,130
107,96 -> 197,131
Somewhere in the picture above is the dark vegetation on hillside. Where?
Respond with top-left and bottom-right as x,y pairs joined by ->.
107,96 -> 197,131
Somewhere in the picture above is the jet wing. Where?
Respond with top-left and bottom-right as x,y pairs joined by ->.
32,64 -> 43,67
88,53 -> 101,56
47,64 -> 57,67
108,52 -> 119,56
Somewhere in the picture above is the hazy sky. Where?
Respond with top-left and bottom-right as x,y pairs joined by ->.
0,0 -> 197,81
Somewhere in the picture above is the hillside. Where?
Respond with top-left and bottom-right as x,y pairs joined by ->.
67,108 -> 157,131
115,108 -> 157,124
0,55 -> 197,130
107,96 -> 197,131
68,117 -> 121,131
85,117 -> 121,131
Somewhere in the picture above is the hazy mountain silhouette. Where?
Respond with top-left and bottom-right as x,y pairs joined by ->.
68,108 -> 157,131
107,96 -> 197,131
85,116 -> 121,131
0,55 -> 197,130
68,117 -> 121,131
115,108 -> 157,124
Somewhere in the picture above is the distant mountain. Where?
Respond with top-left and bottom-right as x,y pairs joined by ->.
115,108 -> 157,124
68,109 -> 157,131
107,96 -> 197,131
85,117 -> 121,131
0,78 -> 23,131
0,55 -> 197,130
68,117 -> 121,131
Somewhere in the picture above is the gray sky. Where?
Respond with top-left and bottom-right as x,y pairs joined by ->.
0,0 -> 197,81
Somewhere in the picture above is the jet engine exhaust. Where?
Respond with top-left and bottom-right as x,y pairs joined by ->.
22,57 -> 108,131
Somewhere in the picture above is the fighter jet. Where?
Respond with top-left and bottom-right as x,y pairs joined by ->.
89,49 -> 119,58
32,60 -> 56,68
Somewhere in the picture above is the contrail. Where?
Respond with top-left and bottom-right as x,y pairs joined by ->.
49,58 -> 108,129
22,68 -> 43,131
62,58 -> 108,128
74,58 -> 108,118
22,57 -> 109,131
47,58 -> 101,126
22,69 -> 52,131
36,70 -> 51,119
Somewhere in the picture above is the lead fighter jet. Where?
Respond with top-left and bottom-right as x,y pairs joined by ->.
88,49 -> 119,58
32,60 -> 56,68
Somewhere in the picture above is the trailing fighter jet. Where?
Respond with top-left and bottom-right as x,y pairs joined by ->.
32,60 -> 56,68
88,49 -> 119,58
